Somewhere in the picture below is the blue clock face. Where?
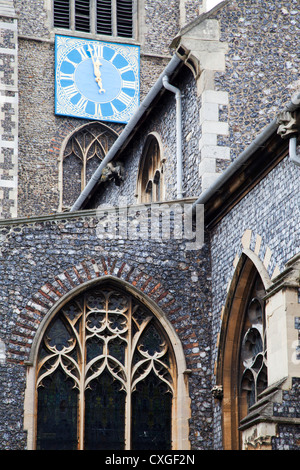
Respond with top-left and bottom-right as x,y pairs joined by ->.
55,35 -> 140,123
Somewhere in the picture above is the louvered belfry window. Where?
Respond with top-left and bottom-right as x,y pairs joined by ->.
53,0 -> 134,38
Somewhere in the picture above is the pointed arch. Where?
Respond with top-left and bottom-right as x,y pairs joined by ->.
215,252 -> 271,450
24,275 -> 190,451
136,132 -> 165,203
58,121 -> 119,211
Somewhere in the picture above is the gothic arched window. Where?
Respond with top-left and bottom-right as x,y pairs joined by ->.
35,284 -> 176,450
136,133 -> 165,204
216,255 -> 269,450
59,122 -> 118,211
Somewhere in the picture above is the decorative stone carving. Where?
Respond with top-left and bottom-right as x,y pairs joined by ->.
277,111 -> 300,138
211,384 -> 223,399
100,162 -> 124,186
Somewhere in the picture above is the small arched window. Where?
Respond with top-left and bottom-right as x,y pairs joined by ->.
34,284 -> 176,450
136,133 -> 165,204
59,122 -> 118,211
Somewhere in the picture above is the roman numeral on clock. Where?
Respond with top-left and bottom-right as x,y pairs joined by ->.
122,80 -> 136,89
94,103 -> 102,118
63,83 -> 79,100
60,72 -> 75,81
78,46 -> 89,60
77,96 -> 89,111
117,91 -> 132,106
92,44 -> 103,59
118,64 -> 132,75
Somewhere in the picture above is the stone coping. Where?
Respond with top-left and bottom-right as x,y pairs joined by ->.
0,197 -> 198,227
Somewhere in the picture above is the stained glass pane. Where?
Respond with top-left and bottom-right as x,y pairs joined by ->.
108,336 -> 126,364
131,372 -> 172,450
86,336 -> 104,363
141,324 -> 164,356
239,274 -> 267,412
84,371 -> 126,450
36,286 -> 175,450
46,316 -> 73,351
36,368 -> 78,450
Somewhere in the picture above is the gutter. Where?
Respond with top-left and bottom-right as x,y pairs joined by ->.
70,54 -> 182,212
192,92 -> 300,213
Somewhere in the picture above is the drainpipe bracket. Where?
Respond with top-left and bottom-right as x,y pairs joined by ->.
277,110 -> 300,167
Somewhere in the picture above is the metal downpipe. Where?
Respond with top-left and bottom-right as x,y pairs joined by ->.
162,75 -> 183,200
289,136 -> 300,166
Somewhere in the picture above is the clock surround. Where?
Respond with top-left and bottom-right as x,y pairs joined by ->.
55,35 -> 140,124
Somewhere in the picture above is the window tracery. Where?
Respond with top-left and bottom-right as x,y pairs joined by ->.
239,275 -> 267,413
216,255 -> 270,450
35,285 -> 175,450
59,122 -> 118,210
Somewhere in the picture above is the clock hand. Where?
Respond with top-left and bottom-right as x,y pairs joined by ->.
93,57 -> 105,94
87,45 -> 105,94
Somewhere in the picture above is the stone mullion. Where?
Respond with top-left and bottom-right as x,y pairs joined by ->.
78,298 -> 87,450
124,297 -> 132,449
112,0 -> 117,37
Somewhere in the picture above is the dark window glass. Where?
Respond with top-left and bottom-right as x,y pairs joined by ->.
131,372 -> 172,450
36,286 -> 174,450
61,123 -> 118,211
240,277 -> 267,410
36,368 -> 78,450
85,371 -> 126,449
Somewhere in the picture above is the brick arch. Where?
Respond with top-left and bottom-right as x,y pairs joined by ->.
8,256 -> 183,365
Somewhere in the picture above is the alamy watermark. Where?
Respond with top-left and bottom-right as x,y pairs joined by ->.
96,198 -> 204,250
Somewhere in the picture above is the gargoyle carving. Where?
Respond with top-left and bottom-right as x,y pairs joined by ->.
211,385 -> 223,399
100,161 -> 124,186
277,111 -> 300,139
